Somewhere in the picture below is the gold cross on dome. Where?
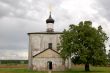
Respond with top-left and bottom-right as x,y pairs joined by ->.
49,4 -> 52,12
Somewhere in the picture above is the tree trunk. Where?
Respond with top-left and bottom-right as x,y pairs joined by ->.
85,63 -> 90,71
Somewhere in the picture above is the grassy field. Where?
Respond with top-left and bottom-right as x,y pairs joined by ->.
0,65 -> 110,73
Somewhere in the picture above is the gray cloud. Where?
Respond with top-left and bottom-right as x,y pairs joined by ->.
0,0 -> 67,60
0,0 -> 62,19
0,0 -> 110,59
94,0 -> 110,21
0,49 -> 27,60
0,16 -> 46,59
93,0 -> 110,46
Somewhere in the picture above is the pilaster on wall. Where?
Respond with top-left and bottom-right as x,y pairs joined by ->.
68,57 -> 71,69
28,35 -> 32,69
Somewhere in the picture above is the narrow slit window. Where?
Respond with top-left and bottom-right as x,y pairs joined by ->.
48,43 -> 52,49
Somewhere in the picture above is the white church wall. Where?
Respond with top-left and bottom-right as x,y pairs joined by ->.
32,49 -> 65,71
28,33 -> 64,71
30,33 -> 61,53
33,57 -> 64,71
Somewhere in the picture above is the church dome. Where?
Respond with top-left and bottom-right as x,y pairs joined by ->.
46,12 -> 54,23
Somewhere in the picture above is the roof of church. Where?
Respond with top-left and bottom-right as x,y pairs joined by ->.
33,48 -> 60,58
28,32 -> 63,34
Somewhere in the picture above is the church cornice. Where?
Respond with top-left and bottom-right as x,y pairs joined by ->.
28,32 -> 63,35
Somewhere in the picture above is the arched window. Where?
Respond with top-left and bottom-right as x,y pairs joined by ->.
48,43 -> 52,49
47,61 -> 52,70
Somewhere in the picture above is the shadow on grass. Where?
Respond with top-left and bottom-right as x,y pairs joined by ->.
63,69 -> 105,73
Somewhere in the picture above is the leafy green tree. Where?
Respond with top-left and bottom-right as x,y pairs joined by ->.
107,50 -> 110,64
108,50 -> 110,58
58,21 -> 108,71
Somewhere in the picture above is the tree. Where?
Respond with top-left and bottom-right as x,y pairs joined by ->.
108,50 -> 110,59
58,21 -> 108,71
107,50 -> 110,64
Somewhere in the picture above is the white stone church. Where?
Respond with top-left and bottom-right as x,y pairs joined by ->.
28,12 -> 69,71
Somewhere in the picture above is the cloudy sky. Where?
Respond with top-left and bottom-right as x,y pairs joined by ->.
0,0 -> 110,60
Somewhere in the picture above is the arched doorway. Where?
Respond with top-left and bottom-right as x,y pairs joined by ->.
47,61 -> 52,70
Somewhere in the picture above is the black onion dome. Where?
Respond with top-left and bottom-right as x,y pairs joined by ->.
46,12 -> 54,23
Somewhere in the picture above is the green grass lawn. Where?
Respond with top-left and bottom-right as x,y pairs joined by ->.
0,65 -> 110,73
